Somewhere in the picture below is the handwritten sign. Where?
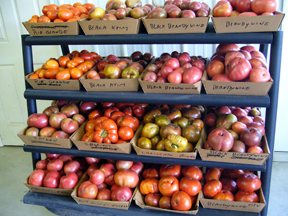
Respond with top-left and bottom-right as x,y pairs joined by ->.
31,25 -> 69,35
206,201 -> 248,209
33,79 -> 71,86
226,21 -> 269,29
76,198 -> 129,209
28,185 -> 72,195
31,136 -> 61,146
143,83 -> 200,94
137,148 -> 196,159
149,23 -> 205,31
213,85 -> 250,92
84,142 -> 119,151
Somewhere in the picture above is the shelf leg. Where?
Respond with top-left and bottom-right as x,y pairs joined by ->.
22,35 -> 41,169
61,45 -> 70,56
261,31 -> 283,216
259,44 -> 269,58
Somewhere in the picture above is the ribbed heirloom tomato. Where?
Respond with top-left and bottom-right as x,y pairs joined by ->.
140,178 -> 159,195
93,119 -> 118,144
159,176 -> 179,197
78,181 -> 98,199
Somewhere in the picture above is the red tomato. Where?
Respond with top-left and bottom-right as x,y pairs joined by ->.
116,160 -> 133,170
142,168 -> 159,179
236,0 -> 252,12
110,111 -> 125,122
47,159 -> 64,171
78,181 -> 98,199
116,116 -> 139,132
59,172 -> 78,189
251,0 -> 278,14
220,177 -> 238,194
43,170 -> 61,188
235,190 -> 259,202
159,164 -> 181,178
104,107 -> 119,118
97,188 -> 111,200
213,0 -> 233,17
118,126 -> 134,141
179,177 -> 202,196
104,174 -> 115,186
171,191 -> 192,211
111,186 -> 132,201
88,110 -> 102,120
205,168 -> 222,182
90,169 -> 105,185
63,160 -> 80,174
228,169 -> 244,179
28,169 -> 45,186
213,190 -> 235,201
85,157 -> 101,165
140,178 -> 159,195
100,163 -> 116,178
36,159 -> 48,170
181,166 -> 202,181
159,176 -> 180,197
93,119 -> 118,144
203,179 -> 222,198
145,193 -> 162,207
114,169 -> 139,188
87,163 -> 99,176
159,196 -> 172,209
237,173 -> 261,193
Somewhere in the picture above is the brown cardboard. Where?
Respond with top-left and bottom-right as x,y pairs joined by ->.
23,177 -> 73,196
202,70 -> 273,96
139,71 -> 201,94
70,121 -> 142,154
212,11 -> 285,33
22,21 -> 80,36
142,17 -> 209,34
132,124 -> 203,159
80,73 -> 139,92
198,128 -> 270,165
18,127 -> 73,149
78,18 -> 140,35
71,173 -> 136,210
134,188 -> 199,214
25,72 -> 81,90
199,189 -> 266,213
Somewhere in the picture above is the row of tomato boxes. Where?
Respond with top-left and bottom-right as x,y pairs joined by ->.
18,121 -> 270,166
23,11 -> 284,36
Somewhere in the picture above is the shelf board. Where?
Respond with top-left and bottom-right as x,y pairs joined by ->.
23,23 -> 273,45
24,88 -> 270,107
23,145 -> 266,171
23,191 -> 260,216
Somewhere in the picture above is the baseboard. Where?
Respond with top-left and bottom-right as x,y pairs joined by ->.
273,151 -> 288,162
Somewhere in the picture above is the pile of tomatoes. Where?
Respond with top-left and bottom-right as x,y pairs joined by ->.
203,168 -> 262,203
27,3 -> 95,23
139,164 -> 202,211
29,50 -> 102,80
28,153 -> 88,189
81,103 -> 149,144
78,159 -> 143,201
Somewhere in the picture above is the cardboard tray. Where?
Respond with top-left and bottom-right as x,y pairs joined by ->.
23,176 -> 73,196
80,73 -> 139,92
139,71 -> 202,94
22,21 -> 80,36
18,127 -> 73,149
132,124 -> 203,160
25,72 -> 81,91
142,17 -> 209,34
78,18 -> 140,35
202,70 -> 273,96
197,129 -> 270,165
199,189 -> 266,213
212,11 -> 285,33
71,172 -> 137,210
134,188 -> 199,214
70,121 -> 142,154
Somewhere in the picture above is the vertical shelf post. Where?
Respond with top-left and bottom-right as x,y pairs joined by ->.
260,31 -> 283,216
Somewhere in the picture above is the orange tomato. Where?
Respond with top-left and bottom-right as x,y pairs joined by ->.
32,15 -> 39,19
72,16 -> 81,20
58,9 -> 73,21
83,3 -> 95,11
38,69 -> 46,78
140,178 -> 159,195
80,14 -> 88,19
28,18 -> 38,23
38,15 -> 51,23
73,2 -> 82,7
58,56 -> 70,67
56,70 -> 70,80
29,74 -> 39,79
67,18 -> 77,22
81,131 -> 94,142
70,7 -> 80,16
45,59 -> 59,70
83,60 -> 95,70
58,67 -> 65,71
53,19 -> 64,22
88,110 -> 102,120
76,6 -> 88,14
42,5 -> 57,15
73,57 -> 84,64
76,64 -> 88,73
118,126 -> 134,141
70,68 -> 83,79
49,4 -> 58,10
47,9 -> 59,21
58,5 -> 71,10
34,68 -> 42,74
159,176 -> 180,197
44,68 -> 58,79
67,60 -> 78,69
85,119 -> 96,132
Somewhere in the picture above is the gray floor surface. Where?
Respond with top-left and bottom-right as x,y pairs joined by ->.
0,146 -> 286,216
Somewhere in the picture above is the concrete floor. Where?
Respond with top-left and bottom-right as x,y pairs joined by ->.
0,146 -> 287,216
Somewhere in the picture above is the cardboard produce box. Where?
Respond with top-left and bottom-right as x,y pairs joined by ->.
132,124 -> 203,160
70,121 -> 141,154
78,18 -> 140,35
212,11 -> 285,33
202,70 -> 273,96
18,127 -> 73,149
134,188 -> 199,214
22,21 -> 80,36
80,73 -> 139,92
197,128 -> 270,165
71,173 -> 136,210
139,72 -> 202,94
23,176 -> 74,196
25,72 -> 81,91
142,17 -> 209,34
199,189 -> 266,213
